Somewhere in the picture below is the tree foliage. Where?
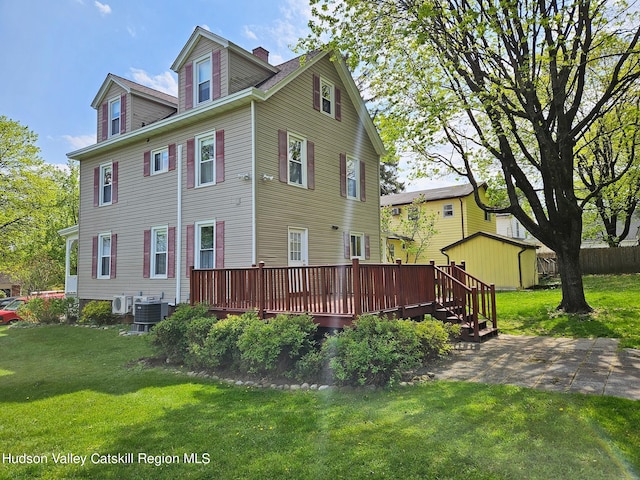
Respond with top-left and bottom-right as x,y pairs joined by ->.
0,116 -> 79,292
301,0 -> 640,312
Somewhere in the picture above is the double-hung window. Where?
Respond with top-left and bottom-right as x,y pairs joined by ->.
196,222 -> 215,269
443,204 -> 454,218
109,98 -> 121,136
196,56 -> 211,104
152,147 -> 169,175
151,227 -> 168,278
346,156 -> 359,199
98,233 -> 111,279
196,132 -> 215,186
321,79 -> 334,116
100,164 -> 112,205
288,133 -> 306,187
350,233 -> 364,259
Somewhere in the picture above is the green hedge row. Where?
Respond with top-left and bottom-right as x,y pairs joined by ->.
151,305 -> 460,387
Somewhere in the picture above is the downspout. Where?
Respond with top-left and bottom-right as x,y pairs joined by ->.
459,197 -> 465,239
517,246 -> 527,289
251,100 -> 257,265
175,144 -> 183,304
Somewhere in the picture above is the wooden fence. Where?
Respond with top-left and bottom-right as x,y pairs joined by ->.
537,245 -> 640,275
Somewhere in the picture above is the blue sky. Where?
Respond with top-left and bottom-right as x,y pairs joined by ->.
0,0 -> 443,190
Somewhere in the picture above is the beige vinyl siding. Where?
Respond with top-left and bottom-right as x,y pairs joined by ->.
228,50 -> 273,94
96,84 -> 126,143
78,106 -> 254,303
130,95 -> 176,132
177,39 -> 228,113
254,56 -> 381,265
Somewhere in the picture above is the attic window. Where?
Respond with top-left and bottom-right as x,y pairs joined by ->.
109,98 -> 121,136
196,56 -> 211,104
443,203 -> 454,218
321,78 -> 334,116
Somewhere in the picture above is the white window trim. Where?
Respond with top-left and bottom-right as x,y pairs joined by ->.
287,132 -> 307,188
99,163 -> 113,206
320,77 -> 334,118
97,232 -> 111,279
350,232 -> 365,260
194,53 -> 212,106
195,220 -> 216,269
195,131 -> 216,187
346,155 -> 360,200
151,226 -> 168,279
109,97 -> 121,137
443,203 -> 454,218
151,147 -> 169,175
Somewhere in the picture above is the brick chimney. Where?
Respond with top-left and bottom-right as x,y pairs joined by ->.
252,47 -> 269,63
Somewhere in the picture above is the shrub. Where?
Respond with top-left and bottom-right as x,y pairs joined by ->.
151,304 -> 210,363
237,314 -> 318,377
184,316 -> 218,368
80,300 -> 118,325
415,318 -> 461,359
18,297 -> 69,324
198,312 -> 261,371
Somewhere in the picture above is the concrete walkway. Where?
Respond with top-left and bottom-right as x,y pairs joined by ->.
430,334 -> 640,400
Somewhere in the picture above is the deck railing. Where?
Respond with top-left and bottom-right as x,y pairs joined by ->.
190,259 -> 496,337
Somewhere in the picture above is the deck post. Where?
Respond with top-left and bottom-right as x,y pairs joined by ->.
472,286 -> 480,341
258,261 -> 265,320
428,260 -> 436,302
352,258 -> 362,318
395,259 -> 406,318
189,266 -> 195,306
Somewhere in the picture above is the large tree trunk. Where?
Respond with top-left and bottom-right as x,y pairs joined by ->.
555,242 -> 592,313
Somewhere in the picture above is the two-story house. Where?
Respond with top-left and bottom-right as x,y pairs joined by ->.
382,184 -> 539,289
67,27 -> 384,307
381,184 -> 495,264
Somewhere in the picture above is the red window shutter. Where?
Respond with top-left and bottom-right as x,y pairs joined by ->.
312,74 -> 320,111
112,161 -> 119,203
186,224 -> 194,277
143,229 -> 151,278
335,87 -> 342,121
365,235 -> 370,260
216,130 -> 225,183
93,167 -> 100,206
101,102 -> 108,141
120,93 -> 127,133
91,236 -> 98,278
168,143 -> 176,171
360,161 -> 366,202
339,153 -> 347,197
343,232 -> 350,259
307,141 -> 315,190
212,50 -> 221,100
215,221 -> 225,268
143,151 -> 151,177
110,233 -> 117,278
184,62 -> 193,110
186,138 -> 195,188
167,227 -> 176,278
278,130 -> 287,183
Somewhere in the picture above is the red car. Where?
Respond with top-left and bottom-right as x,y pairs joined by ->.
0,297 -> 28,324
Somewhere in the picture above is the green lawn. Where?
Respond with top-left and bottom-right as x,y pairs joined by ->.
1,324 -> 639,479
496,274 -> 640,349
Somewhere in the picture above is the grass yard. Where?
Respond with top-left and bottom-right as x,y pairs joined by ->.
496,274 -> 640,349
0,324 -> 639,479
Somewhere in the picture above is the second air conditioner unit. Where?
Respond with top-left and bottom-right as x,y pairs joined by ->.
112,295 -> 133,315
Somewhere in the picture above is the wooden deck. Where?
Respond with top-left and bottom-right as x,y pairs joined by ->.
190,259 -> 498,341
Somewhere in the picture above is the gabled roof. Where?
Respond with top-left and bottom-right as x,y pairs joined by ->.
170,26 -> 278,74
91,74 -> 178,109
381,183 -> 485,207
442,231 -> 539,252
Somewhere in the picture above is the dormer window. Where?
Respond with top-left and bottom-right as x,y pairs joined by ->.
196,56 -> 211,104
109,98 -> 121,136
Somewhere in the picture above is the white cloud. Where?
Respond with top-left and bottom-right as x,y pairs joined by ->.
243,25 -> 258,41
200,24 -> 211,32
63,134 -> 96,150
127,26 -> 136,37
94,1 -> 111,16
130,68 -> 178,97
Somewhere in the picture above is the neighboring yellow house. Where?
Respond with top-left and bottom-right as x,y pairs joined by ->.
442,232 -> 539,289
381,184 -> 496,265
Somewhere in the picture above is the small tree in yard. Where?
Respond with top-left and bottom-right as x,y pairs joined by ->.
381,194 -> 437,263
